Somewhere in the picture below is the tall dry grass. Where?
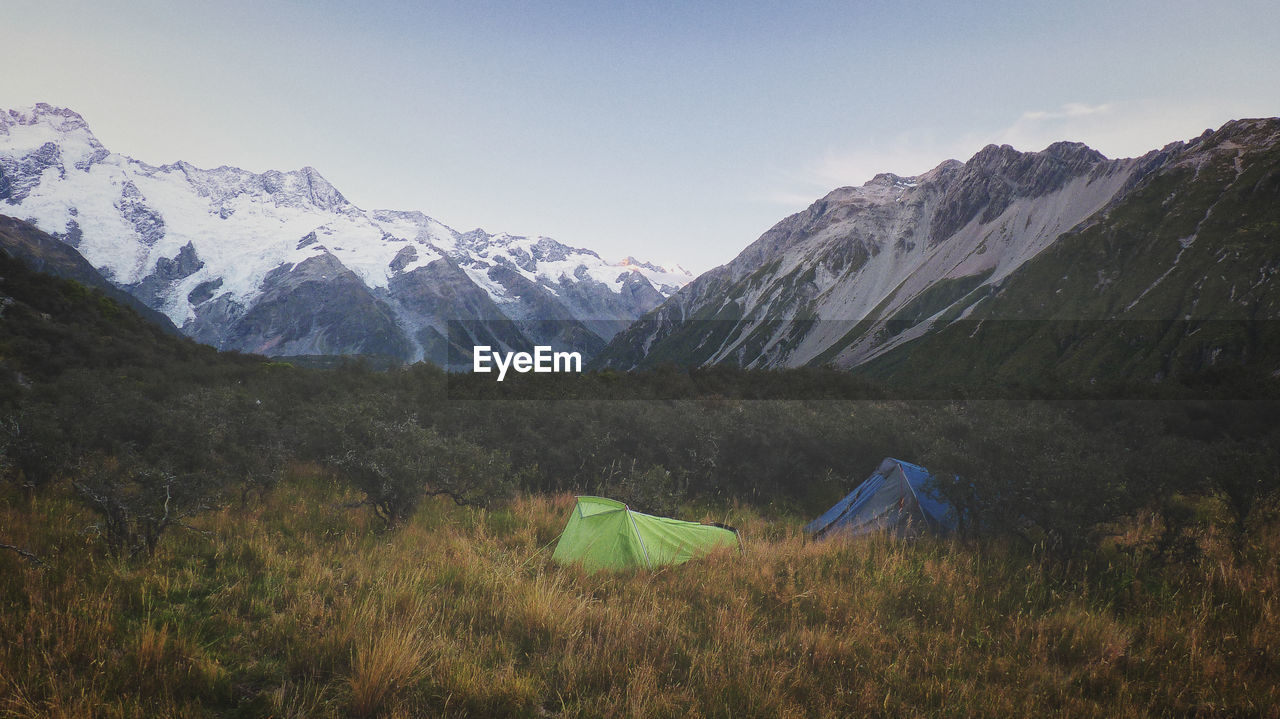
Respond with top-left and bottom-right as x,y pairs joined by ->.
1,470 -> 1277,718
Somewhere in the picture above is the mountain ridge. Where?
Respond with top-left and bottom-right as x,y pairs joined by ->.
595,117 -> 1280,384
0,103 -> 692,364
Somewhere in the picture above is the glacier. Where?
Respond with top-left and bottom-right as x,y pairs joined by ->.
0,104 -> 691,363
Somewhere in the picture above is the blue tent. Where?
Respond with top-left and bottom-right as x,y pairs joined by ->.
804,458 -> 958,539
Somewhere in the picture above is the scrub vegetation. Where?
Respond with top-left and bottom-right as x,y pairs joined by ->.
2,481 -> 1278,718
3,253 -> 1280,716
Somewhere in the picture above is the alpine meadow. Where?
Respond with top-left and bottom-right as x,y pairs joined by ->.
2,215 -> 1279,716
4,2 -> 1280,715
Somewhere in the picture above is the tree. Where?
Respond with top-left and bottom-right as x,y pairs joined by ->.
2,403 -> 73,496
72,450 -> 217,556
59,385 -> 239,557
327,411 -> 512,526
1208,441 -> 1280,548
181,387 -> 287,506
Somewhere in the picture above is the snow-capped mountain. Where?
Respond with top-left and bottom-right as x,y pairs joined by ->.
0,103 -> 692,363
597,117 -> 1280,381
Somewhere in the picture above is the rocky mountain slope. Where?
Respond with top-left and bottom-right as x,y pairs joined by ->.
0,104 -> 690,364
597,118 -> 1280,385
857,118 -> 1280,389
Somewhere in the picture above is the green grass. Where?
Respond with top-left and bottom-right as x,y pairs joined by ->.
2,469 -> 1277,718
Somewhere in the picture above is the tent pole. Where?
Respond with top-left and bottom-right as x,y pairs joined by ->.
627,510 -> 653,569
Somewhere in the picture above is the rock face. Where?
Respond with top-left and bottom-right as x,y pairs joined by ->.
597,118 -> 1280,381
0,104 -> 692,364
206,252 -> 413,358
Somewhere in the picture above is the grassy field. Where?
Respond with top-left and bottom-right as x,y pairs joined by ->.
2,467 -> 1277,718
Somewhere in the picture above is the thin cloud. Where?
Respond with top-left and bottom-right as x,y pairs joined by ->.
1019,102 -> 1112,122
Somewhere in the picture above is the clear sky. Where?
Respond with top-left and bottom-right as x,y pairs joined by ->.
4,0 -> 1278,272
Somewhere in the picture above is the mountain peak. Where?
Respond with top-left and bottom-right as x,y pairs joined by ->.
1200,117 -> 1280,149
619,256 -> 669,273
967,143 -> 1023,171
918,159 -> 965,183
965,141 -> 1107,177
1,104 -> 110,201
867,172 -> 921,190
1042,140 -> 1107,164
2,103 -> 100,149
247,166 -> 349,212
295,165 -> 347,211
5,103 -> 92,133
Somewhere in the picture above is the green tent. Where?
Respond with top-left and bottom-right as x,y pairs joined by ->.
551,496 -> 740,572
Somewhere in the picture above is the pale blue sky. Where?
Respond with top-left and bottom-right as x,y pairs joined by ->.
5,0 -> 1278,271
